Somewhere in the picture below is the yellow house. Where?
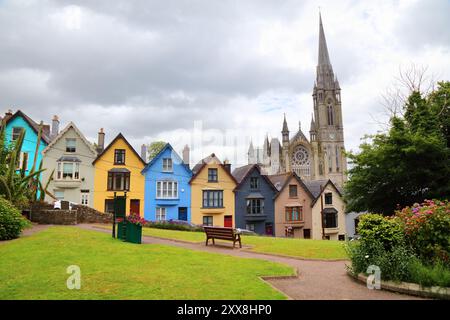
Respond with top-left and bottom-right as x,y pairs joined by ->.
93,132 -> 146,216
190,154 -> 237,227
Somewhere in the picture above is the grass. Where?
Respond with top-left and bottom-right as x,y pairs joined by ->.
0,226 -> 294,300
94,224 -> 347,260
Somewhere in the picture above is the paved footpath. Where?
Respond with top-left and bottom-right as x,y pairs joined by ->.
76,224 -> 422,300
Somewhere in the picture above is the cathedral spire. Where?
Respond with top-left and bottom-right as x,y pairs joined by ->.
316,12 -> 335,89
318,12 -> 332,68
282,113 -> 289,133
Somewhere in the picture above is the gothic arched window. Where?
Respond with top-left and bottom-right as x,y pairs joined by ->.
327,105 -> 334,126
335,145 -> 340,172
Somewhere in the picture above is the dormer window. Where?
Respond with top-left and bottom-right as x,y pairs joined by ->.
114,149 -> 126,165
66,138 -> 76,153
162,158 -> 173,172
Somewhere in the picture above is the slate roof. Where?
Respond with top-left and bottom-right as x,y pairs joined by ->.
191,153 -> 222,175
232,164 -> 278,192
232,164 -> 255,184
304,180 -> 329,198
141,143 -> 191,175
43,122 -> 97,156
267,173 -> 291,191
92,133 -> 146,166
5,110 -> 50,144
189,153 -> 237,185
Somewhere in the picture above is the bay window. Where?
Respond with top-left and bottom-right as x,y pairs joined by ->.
56,162 -> 80,180
107,171 -> 130,191
246,199 -> 264,214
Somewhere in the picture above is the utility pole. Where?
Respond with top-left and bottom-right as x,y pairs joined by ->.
320,185 -> 325,240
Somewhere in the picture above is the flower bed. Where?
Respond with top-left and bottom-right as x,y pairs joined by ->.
346,200 -> 450,290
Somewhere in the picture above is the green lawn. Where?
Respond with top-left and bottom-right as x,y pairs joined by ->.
108,226 -> 347,260
0,226 -> 294,300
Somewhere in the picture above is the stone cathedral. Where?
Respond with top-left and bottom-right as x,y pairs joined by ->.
248,15 -> 347,188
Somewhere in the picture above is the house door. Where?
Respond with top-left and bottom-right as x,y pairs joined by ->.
265,223 -> 273,236
130,199 -> 140,216
178,207 -> 187,221
224,215 -> 232,228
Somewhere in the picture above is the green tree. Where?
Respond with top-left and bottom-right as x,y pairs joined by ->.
428,81 -> 450,147
345,82 -> 450,215
146,141 -> 166,161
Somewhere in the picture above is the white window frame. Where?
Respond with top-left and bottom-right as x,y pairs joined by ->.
156,181 -> 178,199
65,138 -> 76,153
56,162 -> 80,180
156,207 -> 167,221
162,158 -> 173,172
80,192 -> 89,206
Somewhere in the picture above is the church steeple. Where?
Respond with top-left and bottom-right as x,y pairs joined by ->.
318,13 -> 332,68
316,13 -> 336,90
282,114 -> 289,146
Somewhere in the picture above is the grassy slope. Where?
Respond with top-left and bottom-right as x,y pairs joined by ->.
124,226 -> 347,260
0,227 -> 294,300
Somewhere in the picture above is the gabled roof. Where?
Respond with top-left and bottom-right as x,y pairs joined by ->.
267,173 -> 291,191
5,110 -> 50,144
92,133 -> 147,166
42,121 -> 97,156
141,143 -> 192,175
191,153 -> 222,175
307,179 -> 343,206
189,153 -> 237,185
232,164 -> 277,191
272,172 -> 316,200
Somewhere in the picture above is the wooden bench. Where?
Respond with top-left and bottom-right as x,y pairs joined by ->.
204,226 -> 242,248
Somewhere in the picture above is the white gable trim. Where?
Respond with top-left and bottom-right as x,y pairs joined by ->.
42,122 -> 97,156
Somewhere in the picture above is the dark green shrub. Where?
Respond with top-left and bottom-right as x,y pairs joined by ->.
0,197 -> 30,240
357,213 -> 404,249
346,239 -> 415,282
408,259 -> 450,288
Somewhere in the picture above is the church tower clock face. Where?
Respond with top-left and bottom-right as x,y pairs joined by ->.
292,145 -> 310,166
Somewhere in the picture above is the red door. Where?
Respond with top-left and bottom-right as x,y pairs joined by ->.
130,199 -> 140,216
224,215 -> 232,228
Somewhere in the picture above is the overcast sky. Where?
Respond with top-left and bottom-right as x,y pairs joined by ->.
1,0 -> 449,167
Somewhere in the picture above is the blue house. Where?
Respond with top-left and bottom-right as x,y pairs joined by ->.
142,143 -> 192,222
3,110 -> 50,175
232,164 -> 278,235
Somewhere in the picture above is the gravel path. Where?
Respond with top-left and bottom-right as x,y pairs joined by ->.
78,224 -> 422,300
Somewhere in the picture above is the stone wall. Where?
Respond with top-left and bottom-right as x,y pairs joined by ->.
29,202 -> 112,225
31,210 -> 78,225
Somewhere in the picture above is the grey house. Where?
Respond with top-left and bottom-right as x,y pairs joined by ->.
232,164 -> 278,236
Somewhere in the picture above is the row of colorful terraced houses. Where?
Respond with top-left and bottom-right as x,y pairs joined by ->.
1,109 -> 346,240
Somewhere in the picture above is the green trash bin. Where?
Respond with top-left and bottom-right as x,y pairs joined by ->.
117,221 -> 127,241
126,222 -> 142,244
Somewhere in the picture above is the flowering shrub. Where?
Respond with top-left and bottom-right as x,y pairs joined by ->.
146,220 -> 204,232
396,199 -> 450,265
126,214 -> 147,227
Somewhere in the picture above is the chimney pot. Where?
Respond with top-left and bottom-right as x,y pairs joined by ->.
50,115 -> 60,139
141,144 -> 148,162
182,144 -> 190,167
97,128 -> 105,153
